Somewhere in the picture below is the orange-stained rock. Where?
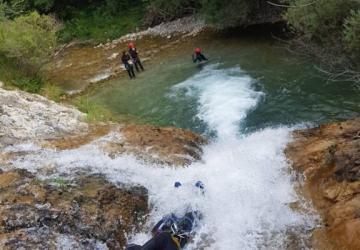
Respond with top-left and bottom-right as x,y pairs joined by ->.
286,118 -> 360,249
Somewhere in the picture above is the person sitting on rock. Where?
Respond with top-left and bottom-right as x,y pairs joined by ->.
121,51 -> 136,79
128,42 -> 144,72
192,48 -> 208,64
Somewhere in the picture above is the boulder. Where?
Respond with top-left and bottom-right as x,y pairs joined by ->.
0,88 -> 88,148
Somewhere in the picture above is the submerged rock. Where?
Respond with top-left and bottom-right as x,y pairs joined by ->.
286,118 -> 360,249
0,169 -> 148,249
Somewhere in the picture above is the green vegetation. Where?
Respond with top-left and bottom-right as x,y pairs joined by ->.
343,10 -> 360,59
0,56 -> 44,92
58,5 -> 143,43
74,96 -> 114,122
1,0 -> 359,96
200,0 -> 250,28
143,0 -> 251,28
0,11 -> 59,70
285,0 -> 360,72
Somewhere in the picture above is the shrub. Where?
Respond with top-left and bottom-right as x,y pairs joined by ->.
40,83 -> 64,101
10,74 -> 44,93
343,10 -> 360,59
285,0 -> 358,43
0,11 -> 59,71
143,0 -> 198,25
200,0 -> 250,28
74,96 -> 114,122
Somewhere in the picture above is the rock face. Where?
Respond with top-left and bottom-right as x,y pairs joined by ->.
0,88 -> 206,249
109,125 -> 206,166
46,124 -> 206,166
286,118 -> 360,250
0,88 -> 88,148
0,169 -> 148,249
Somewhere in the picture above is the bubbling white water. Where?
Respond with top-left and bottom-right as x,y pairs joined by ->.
171,65 -> 262,138
7,65 -> 316,249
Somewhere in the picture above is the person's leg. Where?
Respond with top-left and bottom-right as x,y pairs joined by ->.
137,59 -> 144,71
133,60 -> 140,72
126,69 -> 132,78
130,65 -> 136,78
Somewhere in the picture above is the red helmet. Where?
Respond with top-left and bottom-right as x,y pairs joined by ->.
195,48 -> 201,53
128,42 -> 135,49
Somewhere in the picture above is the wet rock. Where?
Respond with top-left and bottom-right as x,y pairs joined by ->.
102,124 -> 207,166
43,123 -> 206,166
286,118 -> 360,249
0,88 -> 88,149
0,169 -> 148,249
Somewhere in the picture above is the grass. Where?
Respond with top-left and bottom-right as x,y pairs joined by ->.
74,96 -> 115,122
0,55 -> 66,101
57,5 -> 144,43
0,55 -> 115,122
0,56 -> 44,93
40,83 -> 65,102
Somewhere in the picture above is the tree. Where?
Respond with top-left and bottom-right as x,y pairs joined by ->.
200,0 -> 249,28
0,11 -> 59,71
344,10 -> 360,59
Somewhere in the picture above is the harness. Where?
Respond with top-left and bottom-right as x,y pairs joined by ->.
171,235 -> 181,249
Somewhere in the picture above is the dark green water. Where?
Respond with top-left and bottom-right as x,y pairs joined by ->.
86,33 -> 360,135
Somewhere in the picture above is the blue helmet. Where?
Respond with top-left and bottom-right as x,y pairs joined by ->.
195,181 -> 204,190
174,181 -> 182,188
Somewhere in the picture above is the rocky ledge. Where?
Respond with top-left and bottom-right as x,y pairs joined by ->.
286,118 -> 360,249
0,88 -> 88,149
0,169 -> 148,249
0,88 -> 206,248
0,88 -> 206,166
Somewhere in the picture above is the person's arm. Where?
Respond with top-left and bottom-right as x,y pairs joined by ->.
192,54 -> 197,63
201,53 -> 208,61
151,218 -> 165,235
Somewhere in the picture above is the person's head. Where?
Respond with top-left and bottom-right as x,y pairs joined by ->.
122,50 -> 126,55
195,181 -> 204,190
195,48 -> 201,54
128,42 -> 135,49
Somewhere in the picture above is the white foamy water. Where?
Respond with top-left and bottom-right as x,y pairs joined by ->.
171,65 -> 262,138
7,65 -> 316,249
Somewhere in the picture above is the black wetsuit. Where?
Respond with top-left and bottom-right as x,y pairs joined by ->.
129,48 -> 144,72
121,54 -> 136,78
126,212 -> 199,250
192,53 -> 208,63
126,232 -> 180,250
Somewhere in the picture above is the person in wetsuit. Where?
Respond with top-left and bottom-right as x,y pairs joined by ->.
121,51 -> 136,79
125,182 -> 204,250
192,48 -> 208,63
126,211 -> 200,250
128,43 -> 144,72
